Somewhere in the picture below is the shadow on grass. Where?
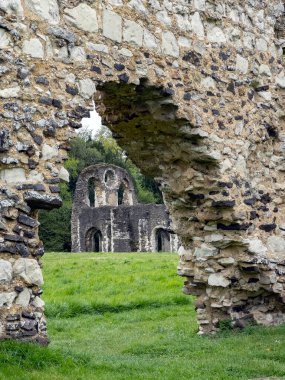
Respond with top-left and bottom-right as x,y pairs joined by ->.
46,297 -> 192,318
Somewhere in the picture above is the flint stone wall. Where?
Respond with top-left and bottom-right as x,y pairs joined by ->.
0,0 -> 284,341
71,164 -> 178,253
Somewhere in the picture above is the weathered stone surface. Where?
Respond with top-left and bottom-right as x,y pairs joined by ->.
0,292 -> 17,307
15,288 -> 30,307
78,79 -> 96,100
0,260 -> 12,283
22,38 -> 44,59
103,9 -> 122,43
13,259 -> 43,286
161,31 -> 179,57
24,191 -> 62,210
64,4 -> 98,33
0,86 -> 20,98
208,274 -> 230,288
25,0 -> 60,25
0,0 -> 24,17
0,168 -> 26,183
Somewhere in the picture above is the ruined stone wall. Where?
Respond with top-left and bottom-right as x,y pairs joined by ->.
0,0 -> 284,341
71,164 -> 178,252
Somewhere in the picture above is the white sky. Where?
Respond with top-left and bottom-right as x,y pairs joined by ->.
77,101 -> 102,139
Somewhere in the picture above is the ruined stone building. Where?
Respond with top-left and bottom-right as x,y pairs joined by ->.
71,164 -> 179,253
0,0 -> 285,343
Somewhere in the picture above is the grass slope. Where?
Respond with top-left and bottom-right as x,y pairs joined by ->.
0,252 -> 285,380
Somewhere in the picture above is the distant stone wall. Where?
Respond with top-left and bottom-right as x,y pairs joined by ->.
0,0 -> 284,342
71,164 -> 178,253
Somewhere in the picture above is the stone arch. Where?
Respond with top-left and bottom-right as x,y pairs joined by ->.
155,228 -> 171,252
85,228 -> 102,253
0,0 -> 284,343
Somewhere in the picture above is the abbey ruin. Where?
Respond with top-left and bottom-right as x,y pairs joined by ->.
71,164 -> 179,253
0,0 -> 284,343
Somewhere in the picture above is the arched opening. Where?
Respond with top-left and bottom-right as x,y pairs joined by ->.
88,177 -> 96,207
104,170 -> 115,187
93,230 -> 102,252
118,182 -> 125,205
85,228 -> 102,252
156,228 -> 171,252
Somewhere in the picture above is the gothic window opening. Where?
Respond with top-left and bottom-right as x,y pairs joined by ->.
88,177 -> 96,207
118,182 -> 125,205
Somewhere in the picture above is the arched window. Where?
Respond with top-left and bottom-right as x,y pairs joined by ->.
104,170 -> 115,187
118,182 -> 125,205
88,177 -> 96,207
156,229 -> 170,252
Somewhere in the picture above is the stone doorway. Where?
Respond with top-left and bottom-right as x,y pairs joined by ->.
156,228 -> 170,252
85,228 -> 102,253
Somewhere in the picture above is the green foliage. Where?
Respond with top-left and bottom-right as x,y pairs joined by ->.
2,252 -> 285,380
39,130 -> 162,252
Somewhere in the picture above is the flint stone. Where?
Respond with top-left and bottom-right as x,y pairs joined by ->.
13,258 -> 44,286
79,79 -> 96,99
24,191 -> 62,210
0,259 -> 12,283
218,257 -> 235,266
0,168 -> 26,183
143,29 -> 158,50
208,274 -> 230,287
0,292 -> 17,307
25,0 -> 60,25
123,20 -> 143,46
0,0 -> 24,17
22,38 -> 44,59
276,76 -> 285,89
103,9 -> 122,43
162,31 -> 179,57
244,238 -> 268,256
41,144 -> 58,160
267,236 -> 285,254
191,12 -> 204,38
31,296 -> 45,308
59,166 -> 69,182
0,86 -> 21,98
16,288 -> 30,307
236,54 -> 248,74
207,26 -> 227,43
64,4 -> 98,33
194,244 -> 218,258
0,29 -> 11,49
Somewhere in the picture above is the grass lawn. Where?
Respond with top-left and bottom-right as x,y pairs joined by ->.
1,252 -> 285,380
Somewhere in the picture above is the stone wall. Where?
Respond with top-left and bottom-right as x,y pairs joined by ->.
71,164 -> 178,252
0,0 -> 284,341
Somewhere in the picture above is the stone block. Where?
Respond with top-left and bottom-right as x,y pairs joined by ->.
0,168 -> 26,183
64,4 -> 98,33
0,259 -> 13,283
161,31 -> 179,57
22,38 -> 44,59
208,274 -> 230,287
123,20 -> 143,46
103,9 -> 122,43
13,258 -> 44,286
0,292 -> 17,307
16,288 -> 31,307
24,0 -> 60,25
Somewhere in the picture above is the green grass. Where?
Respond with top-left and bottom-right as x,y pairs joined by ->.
1,252 -> 285,380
